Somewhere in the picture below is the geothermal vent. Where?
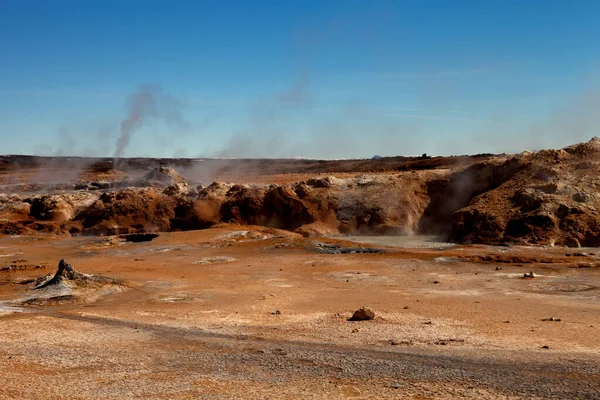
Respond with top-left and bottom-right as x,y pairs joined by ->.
34,259 -> 119,290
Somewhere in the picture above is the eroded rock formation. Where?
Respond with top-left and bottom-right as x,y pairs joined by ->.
1,138 -> 600,247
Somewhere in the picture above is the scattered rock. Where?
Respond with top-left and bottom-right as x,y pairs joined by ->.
348,306 -> 375,321
523,272 -> 535,279
312,242 -> 385,255
271,310 -> 281,315
541,317 -> 562,322
1,263 -> 43,273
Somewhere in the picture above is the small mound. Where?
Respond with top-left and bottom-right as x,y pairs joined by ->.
142,166 -> 187,186
348,306 -> 375,321
22,259 -> 123,306
34,259 -> 119,289
306,176 -> 344,188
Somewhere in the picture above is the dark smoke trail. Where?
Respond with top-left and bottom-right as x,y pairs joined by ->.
114,86 -> 159,161
277,69 -> 312,107
113,85 -> 188,165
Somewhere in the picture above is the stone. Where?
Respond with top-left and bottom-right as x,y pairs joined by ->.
573,191 -> 594,203
163,182 -> 190,195
348,306 -> 375,321
541,317 -> 561,322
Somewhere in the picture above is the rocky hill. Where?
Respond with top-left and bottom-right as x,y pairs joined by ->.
445,138 -> 600,247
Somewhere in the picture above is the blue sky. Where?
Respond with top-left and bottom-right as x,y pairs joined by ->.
1,0 -> 599,158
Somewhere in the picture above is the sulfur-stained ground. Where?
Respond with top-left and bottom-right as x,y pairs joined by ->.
0,226 -> 599,399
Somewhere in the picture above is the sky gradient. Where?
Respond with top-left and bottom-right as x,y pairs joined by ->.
1,0 -> 599,158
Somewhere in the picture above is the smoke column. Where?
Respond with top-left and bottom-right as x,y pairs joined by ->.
113,85 -> 188,166
113,86 -> 159,162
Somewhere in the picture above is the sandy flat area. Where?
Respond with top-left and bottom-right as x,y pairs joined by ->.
0,226 -> 599,399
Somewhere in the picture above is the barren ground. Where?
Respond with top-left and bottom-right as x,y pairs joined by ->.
1,149 -> 600,399
1,224 -> 599,399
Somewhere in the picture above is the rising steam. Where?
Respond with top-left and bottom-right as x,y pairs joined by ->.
114,85 -> 187,163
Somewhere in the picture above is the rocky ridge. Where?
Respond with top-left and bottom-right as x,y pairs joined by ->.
0,139 -> 599,247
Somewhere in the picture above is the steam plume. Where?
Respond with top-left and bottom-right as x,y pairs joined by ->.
113,85 -> 187,163
277,69 -> 312,107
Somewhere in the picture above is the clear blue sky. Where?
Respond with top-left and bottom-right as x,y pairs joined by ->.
1,0 -> 599,158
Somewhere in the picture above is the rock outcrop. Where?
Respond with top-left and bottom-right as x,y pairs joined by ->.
2,138 -> 600,247
349,306 -> 375,321
445,138 -> 600,247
